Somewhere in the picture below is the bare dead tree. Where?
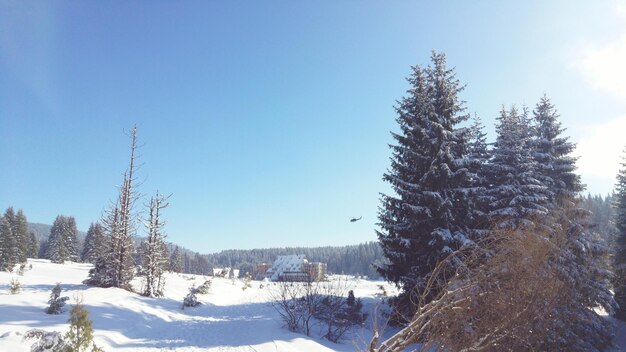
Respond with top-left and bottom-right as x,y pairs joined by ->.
141,191 -> 171,297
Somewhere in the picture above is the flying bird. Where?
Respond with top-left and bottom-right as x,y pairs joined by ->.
350,216 -> 362,223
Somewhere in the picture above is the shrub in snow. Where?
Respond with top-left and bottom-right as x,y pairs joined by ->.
196,280 -> 211,294
17,263 -> 27,276
65,299 -> 102,352
182,285 -> 201,309
46,283 -> 69,315
9,277 -> 21,294
315,289 -> 367,343
23,329 -> 68,352
241,272 -> 252,291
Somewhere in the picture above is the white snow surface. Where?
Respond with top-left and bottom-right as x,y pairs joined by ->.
0,259 -> 398,351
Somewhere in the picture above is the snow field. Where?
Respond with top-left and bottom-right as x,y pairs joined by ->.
0,259 -> 398,351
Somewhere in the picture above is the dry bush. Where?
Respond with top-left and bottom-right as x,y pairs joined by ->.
370,222 -> 569,352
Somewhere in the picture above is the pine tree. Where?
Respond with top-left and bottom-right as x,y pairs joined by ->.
46,283 -> 69,315
65,299 -> 96,352
1,208 -> 18,268
531,95 -> 582,203
81,223 -> 104,263
0,216 -> 14,270
64,217 -> 79,262
466,114 -> 490,235
526,97 -> 614,350
486,106 -> 548,228
170,246 -> 183,273
377,52 -> 477,315
14,210 -> 29,263
28,232 -> 40,259
140,192 -> 171,297
47,216 -> 70,263
613,148 -> 626,320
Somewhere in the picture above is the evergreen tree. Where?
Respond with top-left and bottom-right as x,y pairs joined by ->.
466,114 -> 490,234
377,52 -> 477,315
170,246 -> 183,273
64,217 -> 79,262
525,97 -> 614,350
1,208 -> 18,267
486,106 -> 548,228
28,232 -> 40,259
614,148 -> 626,320
81,223 -> 104,263
0,216 -> 14,270
46,283 -> 69,315
531,95 -> 582,203
14,209 -> 29,262
46,216 -> 70,263
140,192 -> 171,297
65,300 -> 96,352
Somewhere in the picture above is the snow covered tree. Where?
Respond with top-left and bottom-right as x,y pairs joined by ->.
466,114 -> 491,235
377,52 -> 478,317
140,192 -> 171,297
81,223 -> 104,263
525,97 -> 615,350
170,246 -> 183,273
0,208 -> 20,269
614,148 -> 626,320
46,283 -> 69,315
14,209 -> 29,263
0,216 -> 14,271
46,215 -> 78,263
28,232 -> 40,259
182,285 -> 201,309
531,95 -> 582,204
486,106 -> 548,228
85,126 -> 140,290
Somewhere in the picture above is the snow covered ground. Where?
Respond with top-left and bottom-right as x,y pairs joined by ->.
0,259 -> 398,351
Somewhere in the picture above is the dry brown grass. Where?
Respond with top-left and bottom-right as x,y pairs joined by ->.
369,221 -> 569,352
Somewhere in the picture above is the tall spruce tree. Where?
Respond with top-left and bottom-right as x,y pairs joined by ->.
528,97 -> 614,350
466,114 -> 490,234
65,216 -> 79,262
170,246 -> 183,273
2,208 -> 19,267
14,210 -> 29,262
0,216 -> 13,270
377,52 -> 477,315
613,148 -> 626,320
28,232 -> 39,258
81,223 -> 104,263
140,192 -> 171,297
47,216 -> 69,263
486,106 -> 548,228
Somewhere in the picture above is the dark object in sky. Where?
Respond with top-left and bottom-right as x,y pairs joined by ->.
350,216 -> 362,223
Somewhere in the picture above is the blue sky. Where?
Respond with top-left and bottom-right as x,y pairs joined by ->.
1,1 -> 625,253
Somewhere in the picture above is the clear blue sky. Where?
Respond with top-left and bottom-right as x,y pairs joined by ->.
2,1 -> 625,253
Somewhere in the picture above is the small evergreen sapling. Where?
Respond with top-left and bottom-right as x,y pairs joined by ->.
196,280 -> 212,294
46,283 -> 69,314
242,272 -> 252,291
182,285 -> 201,309
65,297 -> 102,352
9,277 -> 21,294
